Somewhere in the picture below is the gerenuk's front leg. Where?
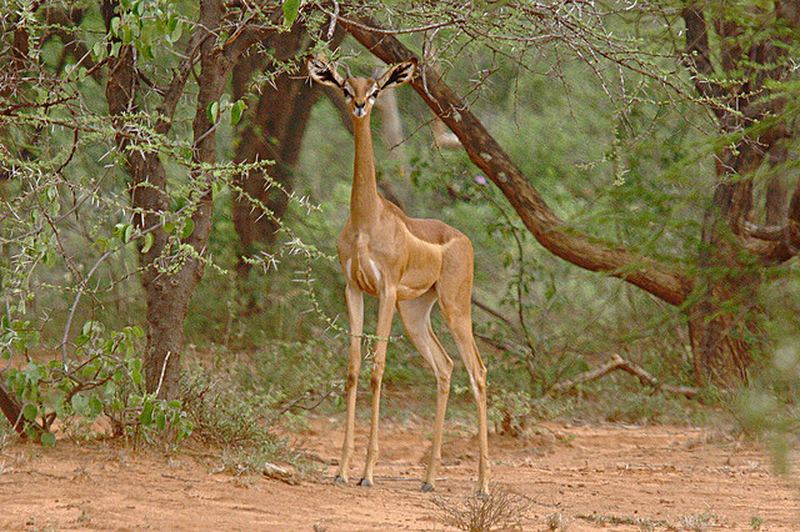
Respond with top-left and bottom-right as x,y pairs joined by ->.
335,284 -> 364,484
359,287 -> 397,487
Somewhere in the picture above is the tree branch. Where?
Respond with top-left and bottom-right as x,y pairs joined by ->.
472,296 -> 517,331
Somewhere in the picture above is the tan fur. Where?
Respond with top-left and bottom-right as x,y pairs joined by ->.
307,57 -> 489,495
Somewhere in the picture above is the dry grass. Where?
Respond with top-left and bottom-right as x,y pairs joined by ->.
432,484 -> 531,531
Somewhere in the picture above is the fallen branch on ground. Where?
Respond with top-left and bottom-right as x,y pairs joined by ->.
552,354 -> 699,399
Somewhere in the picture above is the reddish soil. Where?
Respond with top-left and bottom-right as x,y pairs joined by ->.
0,416 -> 797,530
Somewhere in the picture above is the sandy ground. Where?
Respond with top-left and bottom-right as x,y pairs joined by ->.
0,415 -> 797,531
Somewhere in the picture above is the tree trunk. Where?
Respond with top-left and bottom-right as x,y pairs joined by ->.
680,3 -> 800,383
104,40 -> 202,399
687,284 -> 760,386
142,282 -> 191,397
689,185 -> 761,384
765,144 -> 789,225
232,27 -> 344,277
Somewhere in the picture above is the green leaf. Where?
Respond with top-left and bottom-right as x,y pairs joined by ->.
170,22 -> 183,44
176,424 -> 192,443
155,410 -> 166,430
110,16 -> 122,36
71,394 -> 89,416
231,100 -> 246,126
41,432 -> 56,447
81,320 -> 104,337
131,367 -> 142,387
89,396 -> 104,417
23,403 -> 37,421
92,41 -> 106,60
282,0 -> 300,27
141,232 -> 154,253
180,219 -> 195,239
23,362 -> 41,385
207,101 -> 220,124
140,401 -> 153,425
124,224 -> 134,243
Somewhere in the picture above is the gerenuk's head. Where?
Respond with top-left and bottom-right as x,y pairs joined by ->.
306,56 -> 417,120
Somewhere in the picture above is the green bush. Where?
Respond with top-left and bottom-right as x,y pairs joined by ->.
3,321 -> 191,447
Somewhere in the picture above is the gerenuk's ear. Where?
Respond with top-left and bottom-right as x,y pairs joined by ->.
376,59 -> 417,90
306,56 -> 345,88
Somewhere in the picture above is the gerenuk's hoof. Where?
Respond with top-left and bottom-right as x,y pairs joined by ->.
476,490 -> 489,500
357,478 -> 373,487
420,482 -> 435,493
334,475 -> 347,486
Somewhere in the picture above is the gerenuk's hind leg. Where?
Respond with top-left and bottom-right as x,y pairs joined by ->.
398,290 -> 453,492
437,238 -> 490,496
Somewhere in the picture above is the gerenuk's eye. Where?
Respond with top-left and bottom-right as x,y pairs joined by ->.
367,89 -> 378,105
343,88 -> 353,100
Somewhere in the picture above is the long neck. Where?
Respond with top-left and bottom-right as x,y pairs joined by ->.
350,114 -> 380,226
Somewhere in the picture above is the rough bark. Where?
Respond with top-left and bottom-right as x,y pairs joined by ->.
765,176 -> 787,226
342,17 -> 693,307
